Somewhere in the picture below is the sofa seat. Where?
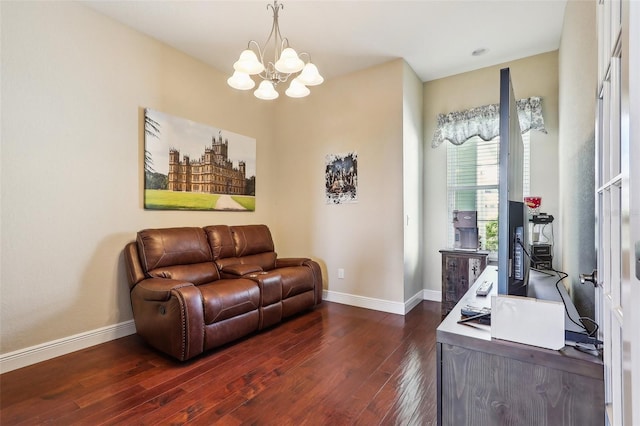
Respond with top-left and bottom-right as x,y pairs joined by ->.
189,266 -> 262,351
200,279 -> 260,324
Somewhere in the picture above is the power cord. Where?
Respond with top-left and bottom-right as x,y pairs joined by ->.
518,240 -> 600,338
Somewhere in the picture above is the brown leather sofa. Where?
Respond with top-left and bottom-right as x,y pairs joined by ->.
124,224 -> 322,361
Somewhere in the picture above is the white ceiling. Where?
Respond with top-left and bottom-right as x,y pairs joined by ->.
83,0 -> 567,83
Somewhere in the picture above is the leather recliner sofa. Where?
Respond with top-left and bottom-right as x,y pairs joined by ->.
124,224 -> 322,361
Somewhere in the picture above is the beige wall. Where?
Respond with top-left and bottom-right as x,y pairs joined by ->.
558,0 -> 597,316
273,60 -> 407,306
423,52 -> 560,292
0,2 -> 276,354
403,62 -> 425,303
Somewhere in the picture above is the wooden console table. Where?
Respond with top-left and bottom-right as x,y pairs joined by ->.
436,267 -> 604,426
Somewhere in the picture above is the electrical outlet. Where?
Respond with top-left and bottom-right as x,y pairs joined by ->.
338,268 -> 345,279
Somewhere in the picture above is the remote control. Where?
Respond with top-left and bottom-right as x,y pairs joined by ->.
460,305 -> 491,317
475,280 -> 493,296
457,312 -> 491,325
459,305 -> 491,325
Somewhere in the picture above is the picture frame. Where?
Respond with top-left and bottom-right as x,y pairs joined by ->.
144,108 -> 256,211
325,152 -> 358,204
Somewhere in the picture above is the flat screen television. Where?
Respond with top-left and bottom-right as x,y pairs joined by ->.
497,67 -> 529,296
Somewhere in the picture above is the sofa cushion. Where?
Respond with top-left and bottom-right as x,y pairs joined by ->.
200,279 -> 260,324
204,225 -> 236,260
215,253 -> 277,273
137,227 -> 213,270
147,263 -> 220,286
208,224 -> 277,271
231,225 -> 275,257
220,264 -> 263,276
137,227 -> 218,285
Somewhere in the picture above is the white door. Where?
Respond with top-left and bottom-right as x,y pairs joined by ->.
595,1 -> 639,424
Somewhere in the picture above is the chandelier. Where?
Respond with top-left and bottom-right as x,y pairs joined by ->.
227,1 -> 324,100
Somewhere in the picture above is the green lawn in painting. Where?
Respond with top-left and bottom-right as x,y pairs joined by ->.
144,190 -> 256,211
144,190 -> 220,210
231,196 -> 256,211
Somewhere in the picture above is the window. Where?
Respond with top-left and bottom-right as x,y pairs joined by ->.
446,132 -> 530,251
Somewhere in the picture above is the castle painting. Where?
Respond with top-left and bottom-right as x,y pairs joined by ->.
144,108 -> 256,211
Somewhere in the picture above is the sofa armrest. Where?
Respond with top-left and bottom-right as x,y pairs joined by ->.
220,264 -> 263,277
124,242 -> 147,289
275,258 -> 323,305
275,258 -> 310,268
134,277 -> 194,301
130,278 -> 204,361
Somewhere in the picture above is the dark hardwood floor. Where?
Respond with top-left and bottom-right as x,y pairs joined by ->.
0,301 -> 442,425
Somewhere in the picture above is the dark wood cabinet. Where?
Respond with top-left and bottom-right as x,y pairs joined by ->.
440,249 -> 488,316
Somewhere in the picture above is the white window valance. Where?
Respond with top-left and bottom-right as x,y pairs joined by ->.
431,96 -> 547,148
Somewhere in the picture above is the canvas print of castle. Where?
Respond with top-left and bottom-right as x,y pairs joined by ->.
144,108 -> 256,211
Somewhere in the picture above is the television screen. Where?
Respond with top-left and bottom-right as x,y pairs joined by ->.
497,68 -> 529,296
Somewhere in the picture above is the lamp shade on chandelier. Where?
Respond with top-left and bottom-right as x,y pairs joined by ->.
227,1 -> 323,100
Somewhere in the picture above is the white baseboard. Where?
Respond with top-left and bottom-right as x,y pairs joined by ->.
322,289 -> 443,315
422,289 -> 442,302
323,290 -> 406,314
0,320 -> 137,374
404,290 -> 425,314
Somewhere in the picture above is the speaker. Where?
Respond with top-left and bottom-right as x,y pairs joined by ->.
532,259 -> 553,270
531,244 -> 552,257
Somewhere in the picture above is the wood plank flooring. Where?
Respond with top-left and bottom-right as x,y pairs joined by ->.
0,301 -> 442,425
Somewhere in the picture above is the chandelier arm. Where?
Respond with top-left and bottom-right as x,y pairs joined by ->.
279,37 -> 291,54
243,39 -> 268,78
280,75 -> 291,83
270,2 -> 284,66
298,52 -> 312,64
247,40 -> 264,61
261,1 -> 289,84
263,20 -> 276,41
261,63 -> 289,85
262,63 -> 277,84
257,70 -> 271,82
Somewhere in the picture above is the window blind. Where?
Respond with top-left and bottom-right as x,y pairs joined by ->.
446,132 -> 530,251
